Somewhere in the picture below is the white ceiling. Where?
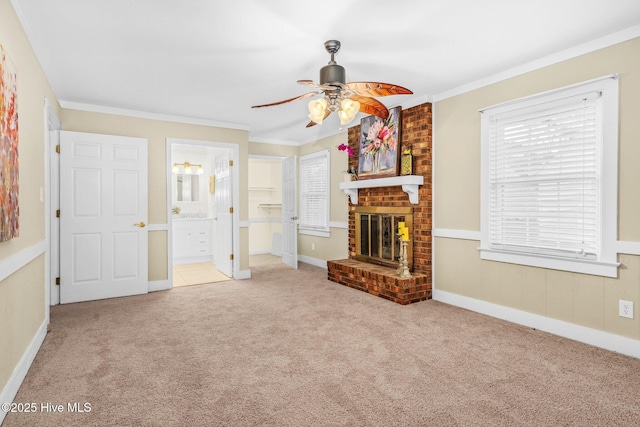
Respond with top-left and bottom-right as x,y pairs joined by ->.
12,0 -> 640,145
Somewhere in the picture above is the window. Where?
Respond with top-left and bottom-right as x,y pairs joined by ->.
480,76 -> 619,277
299,149 -> 330,237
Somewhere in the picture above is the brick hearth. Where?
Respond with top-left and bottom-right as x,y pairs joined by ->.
328,102 -> 433,305
327,259 -> 431,305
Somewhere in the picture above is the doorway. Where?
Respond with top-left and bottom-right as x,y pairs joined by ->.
167,138 -> 239,287
248,155 -> 287,268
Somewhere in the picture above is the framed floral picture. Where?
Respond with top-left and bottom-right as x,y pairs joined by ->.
358,106 -> 402,179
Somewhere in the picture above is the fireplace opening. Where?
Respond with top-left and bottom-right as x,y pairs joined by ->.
354,206 -> 413,269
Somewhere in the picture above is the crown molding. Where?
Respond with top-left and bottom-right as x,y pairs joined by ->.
434,24 -> 640,102
59,100 -> 250,131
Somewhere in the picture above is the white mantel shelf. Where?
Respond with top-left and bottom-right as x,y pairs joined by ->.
339,175 -> 424,205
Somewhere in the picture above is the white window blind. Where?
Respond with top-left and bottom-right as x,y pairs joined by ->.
489,93 -> 601,259
299,150 -> 330,236
480,75 -> 619,277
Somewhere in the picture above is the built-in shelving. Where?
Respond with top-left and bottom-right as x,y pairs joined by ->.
339,175 -> 424,204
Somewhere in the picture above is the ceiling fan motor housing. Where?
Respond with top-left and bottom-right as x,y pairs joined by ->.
320,63 -> 346,86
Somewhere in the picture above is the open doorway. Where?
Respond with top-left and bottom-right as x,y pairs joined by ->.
248,155 -> 286,268
168,139 -> 236,287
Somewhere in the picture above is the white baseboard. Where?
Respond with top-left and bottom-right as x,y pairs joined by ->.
236,269 -> 251,279
0,319 -> 47,424
433,290 -> 640,359
148,280 -> 171,292
249,250 -> 271,255
298,255 -> 327,269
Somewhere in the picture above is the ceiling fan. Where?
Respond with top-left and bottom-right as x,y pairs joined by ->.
251,40 -> 413,127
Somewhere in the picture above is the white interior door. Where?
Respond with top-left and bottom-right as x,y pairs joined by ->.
59,131 -> 148,304
214,153 -> 233,277
282,156 -> 298,269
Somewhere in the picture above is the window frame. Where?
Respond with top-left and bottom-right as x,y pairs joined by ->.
479,75 -> 620,277
299,149 -> 331,238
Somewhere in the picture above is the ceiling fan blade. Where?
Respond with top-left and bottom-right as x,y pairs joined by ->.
346,82 -> 413,97
297,79 -> 339,91
251,91 -> 320,108
350,95 -> 389,119
306,109 -> 332,128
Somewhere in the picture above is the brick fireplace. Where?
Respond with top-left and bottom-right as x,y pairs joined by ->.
327,102 -> 432,305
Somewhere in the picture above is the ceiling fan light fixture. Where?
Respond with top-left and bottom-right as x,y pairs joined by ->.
308,98 -> 328,124
339,98 -> 360,125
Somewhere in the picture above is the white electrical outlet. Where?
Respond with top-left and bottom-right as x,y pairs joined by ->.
619,300 -> 634,319
311,243 -> 315,251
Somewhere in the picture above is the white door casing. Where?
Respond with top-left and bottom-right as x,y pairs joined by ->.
282,155 -> 298,269
59,131 -> 148,303
215,153 -> 233,277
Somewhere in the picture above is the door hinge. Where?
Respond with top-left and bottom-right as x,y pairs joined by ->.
230,254 -> 234,260
55,277 -> 60,285
56,209 -> 60,218
55,145 -> 60,153
229,207 -> 233,214
228,160 -> 233,167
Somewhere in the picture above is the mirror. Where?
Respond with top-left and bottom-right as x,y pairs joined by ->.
176,174 -> 200,202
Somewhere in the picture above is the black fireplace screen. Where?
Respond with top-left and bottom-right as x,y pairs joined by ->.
355,207 -> 413,269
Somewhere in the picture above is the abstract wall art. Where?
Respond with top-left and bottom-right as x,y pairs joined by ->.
0,44 -> 19,242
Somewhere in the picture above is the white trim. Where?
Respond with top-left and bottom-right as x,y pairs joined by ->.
329,221 -> 348,229
433,290 -> 640,359
339,175 -> 424,205
298,255 -> 327,269
239,221 -> 250,228
433,228 -> 481,241
235,269 -> 252,279
0,240 -> 47,282
249,249 -> 272,255
249,137 -> 302,147
60,100 -> 250,131
479,248 -> 619,278
249,217 -> 281,223
45,100 -> 61,307
299,229 -> 330,238
617,241 -> 640,256
434,24 -> 640,102
248,154 -> 286,161
148,279 -> 171,292
0,319 -> 47,424
478,74 -> 617,113
434,230 -> 640,259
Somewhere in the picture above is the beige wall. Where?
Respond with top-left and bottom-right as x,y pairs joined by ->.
0,0 -> 61,397
434,37 -> 640,340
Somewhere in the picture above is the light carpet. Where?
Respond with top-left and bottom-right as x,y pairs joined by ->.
4,262 -> 640,426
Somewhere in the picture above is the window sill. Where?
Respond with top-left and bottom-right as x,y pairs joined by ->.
478,248 -> 620,278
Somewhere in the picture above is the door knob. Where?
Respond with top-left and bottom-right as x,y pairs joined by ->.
291,216 -> 298,221
133,221 -> 146,228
